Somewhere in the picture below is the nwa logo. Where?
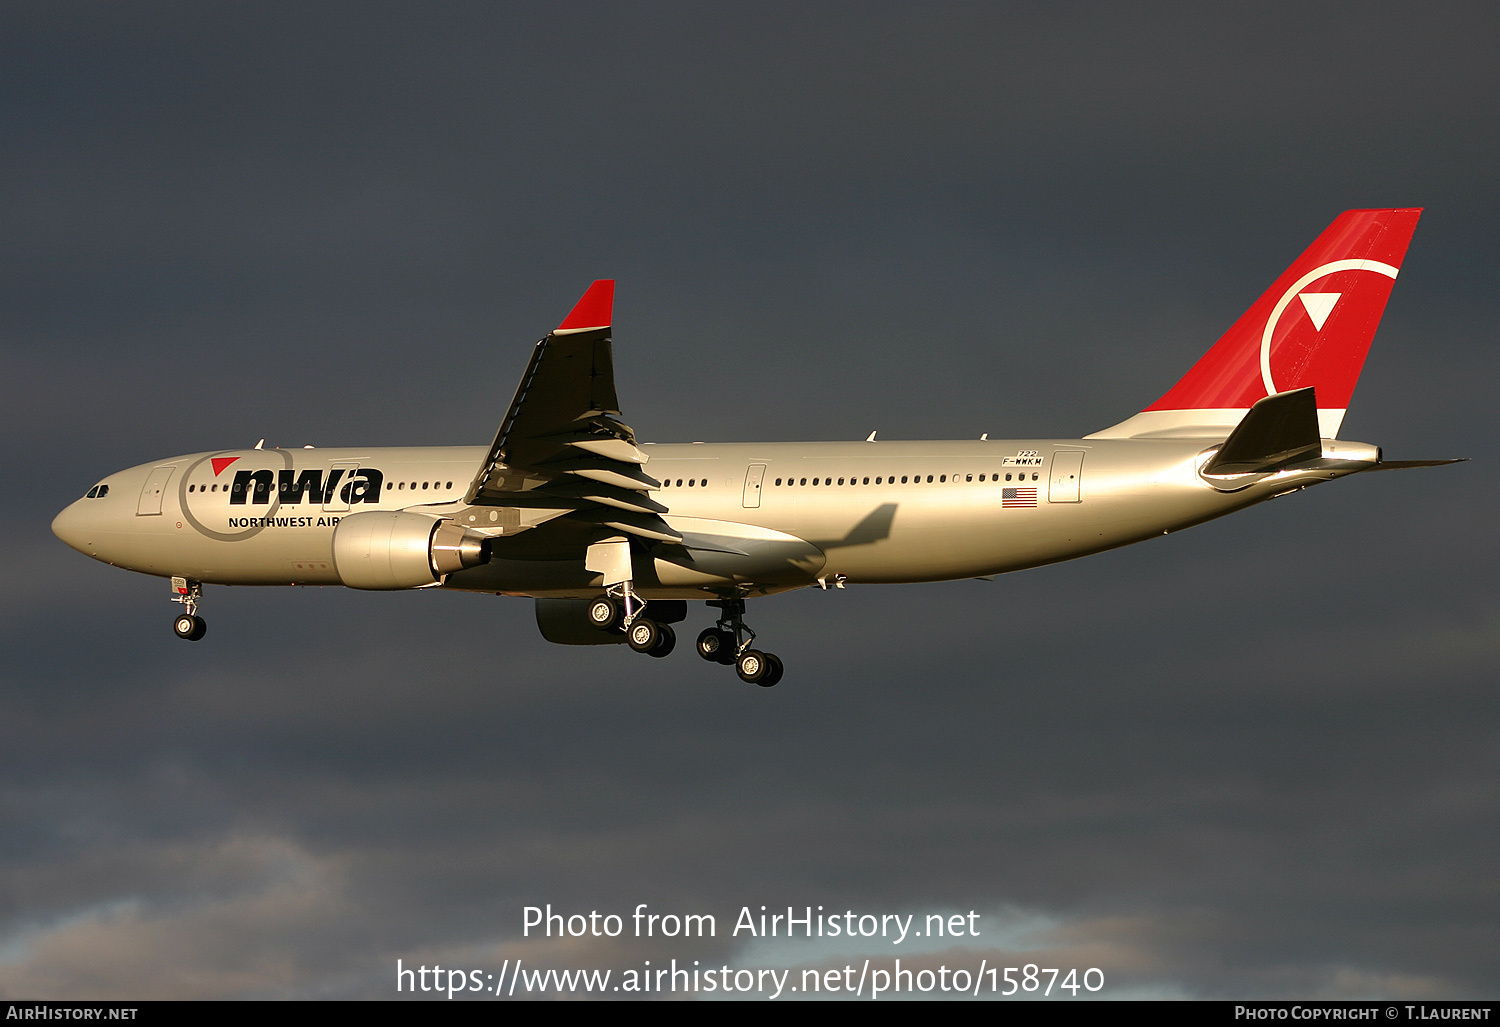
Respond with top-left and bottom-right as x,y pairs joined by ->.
229,467 -> 385,506
1259,258 -> 1400,396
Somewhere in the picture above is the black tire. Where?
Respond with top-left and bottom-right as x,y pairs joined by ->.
758,653 -> 783,687
626,617 -> 662,653
587,597 -> 623,632
174,614 -> 206,641
647,623 -> 677,658
695,627 -> 733,663
736,649 -> 772,684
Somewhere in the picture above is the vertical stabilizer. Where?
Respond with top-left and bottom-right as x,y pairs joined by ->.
1088,208 -> 1421,439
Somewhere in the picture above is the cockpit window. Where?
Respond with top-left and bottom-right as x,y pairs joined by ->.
85,484 -> 109,498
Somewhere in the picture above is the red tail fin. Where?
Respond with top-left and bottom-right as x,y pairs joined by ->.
1090,209 -> 1421,439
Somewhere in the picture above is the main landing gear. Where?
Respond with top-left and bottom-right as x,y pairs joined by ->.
170,577 -> 206,641
588,592 -> 677,658
697,596 -> 783,687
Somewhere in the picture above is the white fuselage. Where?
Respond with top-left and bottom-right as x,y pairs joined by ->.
51,437 -> 1371,600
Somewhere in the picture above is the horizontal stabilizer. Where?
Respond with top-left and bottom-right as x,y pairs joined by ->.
1360,458 -> 1467,473
1202,387 -> 1321,476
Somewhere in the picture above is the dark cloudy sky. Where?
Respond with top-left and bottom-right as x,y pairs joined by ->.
2,1 -> 1495,1000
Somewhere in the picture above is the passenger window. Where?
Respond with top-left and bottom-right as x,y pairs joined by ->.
862,477 -> 869,484
398,482 -> 405,489
1032,473 -> 1039,481
926,475 -> 933,483
901,476 -> 908,483
966,474 -> 972,482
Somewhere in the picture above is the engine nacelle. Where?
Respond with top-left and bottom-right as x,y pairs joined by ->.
332,511 -> 489,590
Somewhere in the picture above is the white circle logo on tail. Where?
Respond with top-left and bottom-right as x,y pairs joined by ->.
1260,259 -> 1400,396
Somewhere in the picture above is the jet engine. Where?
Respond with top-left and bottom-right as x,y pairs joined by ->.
332,511 -> 489,590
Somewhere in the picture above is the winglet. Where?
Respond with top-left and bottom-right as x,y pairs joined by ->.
555,280 -> 615,335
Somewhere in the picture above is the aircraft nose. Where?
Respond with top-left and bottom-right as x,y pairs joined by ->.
51,500 -> 95,554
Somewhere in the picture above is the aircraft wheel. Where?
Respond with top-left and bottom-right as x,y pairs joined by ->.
174,614 -> 206,641
758,653 -> 783,687
736,649 -> 773,684
696,628 -> 735,663
588,597 -> 623,632
647,623 -> 676,658
626,617 -> 663,653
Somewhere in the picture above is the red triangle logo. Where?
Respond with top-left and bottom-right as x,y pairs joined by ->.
211,457 -> 240,476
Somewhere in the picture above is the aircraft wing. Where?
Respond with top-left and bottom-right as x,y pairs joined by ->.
462,281 -> 680,544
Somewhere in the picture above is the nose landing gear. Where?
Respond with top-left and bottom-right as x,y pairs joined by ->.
170,577 -> 206,641
701,596 -> 783,687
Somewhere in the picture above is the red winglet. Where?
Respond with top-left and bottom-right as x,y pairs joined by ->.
555,280 -> 615,334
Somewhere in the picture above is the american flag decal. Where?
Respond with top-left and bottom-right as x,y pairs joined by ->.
1002,487 -> 1038,508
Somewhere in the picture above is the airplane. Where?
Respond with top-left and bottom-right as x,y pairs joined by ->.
52,208 -> 1459,687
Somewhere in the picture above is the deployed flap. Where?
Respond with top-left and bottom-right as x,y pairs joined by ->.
1202,387 -> 1321,476
535,478 -> 669,514
565,507 -> 682,544
466,280 -> 662,506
